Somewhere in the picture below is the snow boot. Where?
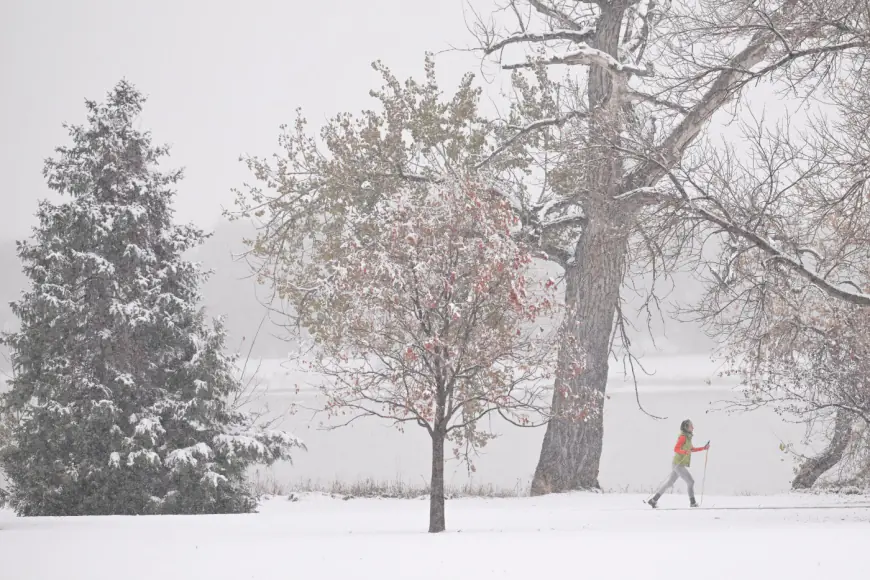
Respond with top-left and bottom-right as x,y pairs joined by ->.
648,495 -> 659,508
689,498 -> 699,508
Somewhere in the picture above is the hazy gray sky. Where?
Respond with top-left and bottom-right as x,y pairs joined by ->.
1,0 -> 481,240
1,0 -> 798,241
2,0 -> 776,358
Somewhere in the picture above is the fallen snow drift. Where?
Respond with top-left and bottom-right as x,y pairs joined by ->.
2,493 -> 868,579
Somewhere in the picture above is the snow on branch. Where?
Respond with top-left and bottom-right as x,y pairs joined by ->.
622,0 -> 653,58
758,250 -> 870,305
483,28 -> 597,56
539,214 -> 587,229
662,173 -> 870,307
503,46 -> 655,77
166,442 -> 213,468
213,430 -> 305,464
612,186 -> 661,202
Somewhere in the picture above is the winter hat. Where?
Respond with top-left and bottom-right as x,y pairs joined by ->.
680,419 -> 692,433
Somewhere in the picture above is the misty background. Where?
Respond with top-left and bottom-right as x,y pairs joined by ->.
1,0 -> 808,495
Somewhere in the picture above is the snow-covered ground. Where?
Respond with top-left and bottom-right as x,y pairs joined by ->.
2,492 -> 869,579
0,353 -> 864,579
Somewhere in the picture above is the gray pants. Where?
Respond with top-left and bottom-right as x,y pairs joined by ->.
654,464 -> 695,499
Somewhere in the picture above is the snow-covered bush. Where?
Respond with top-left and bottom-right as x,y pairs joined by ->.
0,81 -> 304,516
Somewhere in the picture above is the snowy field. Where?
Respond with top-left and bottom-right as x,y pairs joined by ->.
2,353 -> 855,580
2,492 -> 869,579
247,353 -> 817,495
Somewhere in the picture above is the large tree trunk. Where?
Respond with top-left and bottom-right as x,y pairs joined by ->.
530,5 -> 632,495
531,212 -> 633,494
792,410 -> 853,490
428,431 -> 446,533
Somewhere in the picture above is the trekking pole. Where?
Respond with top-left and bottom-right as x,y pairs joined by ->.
700,445 -> 710,506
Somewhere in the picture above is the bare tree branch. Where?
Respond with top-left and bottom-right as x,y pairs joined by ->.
483,28 -> 597,56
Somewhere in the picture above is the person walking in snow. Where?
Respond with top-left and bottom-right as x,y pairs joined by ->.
648,419 -> 709,508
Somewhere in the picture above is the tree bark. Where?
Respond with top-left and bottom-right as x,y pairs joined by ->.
527,0 -> 800,497
792,410 -> 853,490
531,211 -> 633,494
428,431 -> 446,533
531,4 -> 632,495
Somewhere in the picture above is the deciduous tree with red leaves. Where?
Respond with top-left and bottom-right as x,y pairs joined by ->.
234,176 -> 576,532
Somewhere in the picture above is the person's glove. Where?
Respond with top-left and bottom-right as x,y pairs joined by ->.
704,441 -> 710,450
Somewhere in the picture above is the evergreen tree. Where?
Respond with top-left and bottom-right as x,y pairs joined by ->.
0,80 -> 303,516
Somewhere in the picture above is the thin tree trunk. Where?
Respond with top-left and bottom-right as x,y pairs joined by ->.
792,410 -> 853,490
428,431 -> 446,533
531,214 -> 632,494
